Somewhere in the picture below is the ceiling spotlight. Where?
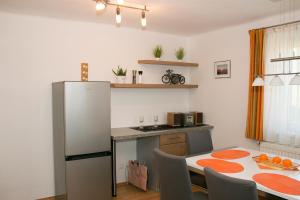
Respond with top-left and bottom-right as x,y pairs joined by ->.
96,0 -> 106,11
141,10 -> 147,27
117,0 -> 124,4
116,7 -> 122,24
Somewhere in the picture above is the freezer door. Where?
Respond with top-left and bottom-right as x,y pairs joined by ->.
66,156 -> 112,200
64,82 -> 111,156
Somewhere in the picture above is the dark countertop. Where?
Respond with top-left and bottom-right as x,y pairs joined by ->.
111,124 -> 214,141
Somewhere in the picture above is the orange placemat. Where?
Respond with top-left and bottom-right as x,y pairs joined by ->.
211,149 -> 250,159
253,173 -> 300,195
196,159 -> 244,173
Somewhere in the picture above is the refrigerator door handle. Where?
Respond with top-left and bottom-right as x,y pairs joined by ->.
65,151 -> 112,161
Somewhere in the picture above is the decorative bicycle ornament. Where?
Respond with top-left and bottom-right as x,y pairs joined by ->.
162,69 -> 185,85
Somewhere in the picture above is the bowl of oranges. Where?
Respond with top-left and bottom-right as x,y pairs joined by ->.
253,154 -> 298,171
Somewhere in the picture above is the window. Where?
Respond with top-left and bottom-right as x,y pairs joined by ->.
263,23 -> 300,146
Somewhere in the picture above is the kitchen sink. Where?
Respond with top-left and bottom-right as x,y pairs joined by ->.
130,124 -> 207,132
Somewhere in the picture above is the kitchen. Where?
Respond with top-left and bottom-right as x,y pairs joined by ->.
1,0 -> 300,200
52,74 -> 211,198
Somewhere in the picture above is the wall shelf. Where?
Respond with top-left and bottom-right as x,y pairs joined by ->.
111,83 -> 198,89
138,59 -> 199,67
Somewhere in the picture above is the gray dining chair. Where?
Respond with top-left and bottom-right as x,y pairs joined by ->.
186,129 -> 213,188
204,167 -> 259,200
154,149 -> 208,200
186,129 -> 213,155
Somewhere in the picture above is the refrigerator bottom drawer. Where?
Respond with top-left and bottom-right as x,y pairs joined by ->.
66,156 -> 112,200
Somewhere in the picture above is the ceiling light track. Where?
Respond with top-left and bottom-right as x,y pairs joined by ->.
104,1 -> 149,12
94,0 -> 149,27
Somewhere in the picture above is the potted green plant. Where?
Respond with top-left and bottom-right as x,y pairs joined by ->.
112,66 -> 127,83
175,47 -> 185,61
153,45 -> 163,60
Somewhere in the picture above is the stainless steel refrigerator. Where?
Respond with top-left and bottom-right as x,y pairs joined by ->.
52,81 -> 112,200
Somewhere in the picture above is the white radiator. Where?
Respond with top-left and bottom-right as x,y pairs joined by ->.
260,142 -> 300,160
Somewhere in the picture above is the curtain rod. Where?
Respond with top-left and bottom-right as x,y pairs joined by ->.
250,19 -> 300,31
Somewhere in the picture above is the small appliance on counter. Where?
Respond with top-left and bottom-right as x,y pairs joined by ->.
167,112 -> 183,127
192,112 -> 203,125
167,112 -> 203,127
183,113 -> 194,126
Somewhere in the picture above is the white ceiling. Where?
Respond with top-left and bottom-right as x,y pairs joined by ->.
0,0 -> 300,36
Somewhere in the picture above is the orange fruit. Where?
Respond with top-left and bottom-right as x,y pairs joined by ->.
282,159 -> 292,168
272,156 -> 282,164
259,154 -> 269,162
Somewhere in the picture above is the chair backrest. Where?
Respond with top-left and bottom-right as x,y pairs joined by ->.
186,129 -> 213,155
154,149 -> 194,200
204,168 -> 259,200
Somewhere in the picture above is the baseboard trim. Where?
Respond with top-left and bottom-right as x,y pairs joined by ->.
38,194 -> 66,200
38,184 -> 127,199
117,182 -> 128,187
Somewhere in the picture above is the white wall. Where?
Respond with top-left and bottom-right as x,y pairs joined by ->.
0,12 -> 190,199
112,88 -> 190,182
2,8 -> 300,200
188,12 -> 300,150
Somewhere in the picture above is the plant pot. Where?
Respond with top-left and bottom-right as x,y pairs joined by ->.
116,76 -> 126,83
155,57 -> 161,61
177,59 -> 183,62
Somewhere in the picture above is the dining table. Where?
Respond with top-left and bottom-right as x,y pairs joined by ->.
186,147 -> 300,200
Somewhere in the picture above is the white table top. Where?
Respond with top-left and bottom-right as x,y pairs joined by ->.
186,147 -> 300,200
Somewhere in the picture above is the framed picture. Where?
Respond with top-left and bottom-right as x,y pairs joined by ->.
214,60 -> 231,78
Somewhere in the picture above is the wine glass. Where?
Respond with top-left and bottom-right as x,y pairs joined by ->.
139,116 -> 144,129
154,115 -> 158,128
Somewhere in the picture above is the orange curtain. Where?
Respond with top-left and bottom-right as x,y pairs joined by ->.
246,29 -> 265,141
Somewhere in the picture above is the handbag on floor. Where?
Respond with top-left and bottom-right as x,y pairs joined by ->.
128,160 -> 148,191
